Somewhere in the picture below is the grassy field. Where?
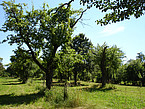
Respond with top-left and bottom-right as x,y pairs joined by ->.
0,77 -> 145,109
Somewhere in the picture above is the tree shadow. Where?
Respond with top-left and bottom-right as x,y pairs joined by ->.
0,92 -> 43,106
52,82 -> 89,87
2,83 -> 24,85
81,84 -> 116,92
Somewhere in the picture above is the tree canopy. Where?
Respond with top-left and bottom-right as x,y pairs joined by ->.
80,0 -> 145,25
0,0 -> 84,89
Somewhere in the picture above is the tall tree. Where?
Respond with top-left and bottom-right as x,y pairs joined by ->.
71,33 -> 93,55
0,1 -> 85,89
94,43 -> 124,87
70,33 -> 93,82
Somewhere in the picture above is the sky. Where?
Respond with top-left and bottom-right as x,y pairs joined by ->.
0,0 -> 145,65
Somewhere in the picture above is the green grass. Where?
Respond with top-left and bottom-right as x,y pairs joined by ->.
0,77 -> 145,109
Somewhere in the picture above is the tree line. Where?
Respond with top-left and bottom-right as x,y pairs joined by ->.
0,0 -> 145,89
1,34 -> 145,87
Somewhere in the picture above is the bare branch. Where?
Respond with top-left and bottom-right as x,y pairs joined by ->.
71,8 -> 87,28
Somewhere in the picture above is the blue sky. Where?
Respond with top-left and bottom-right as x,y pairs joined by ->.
0,0 -> 145,65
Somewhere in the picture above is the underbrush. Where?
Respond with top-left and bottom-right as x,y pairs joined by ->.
35,85 -> 86,108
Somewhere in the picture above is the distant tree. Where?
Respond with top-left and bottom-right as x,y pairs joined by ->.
5,63 -> 18,77
56,45 -> 83,85
10,48 -> 35,83
0,57 -> 6,77
70,33 -> 93,82
116,64 -> 127,84
94,43 -> 124,87
1,1 -> 85,89
56,46 -> 76,81
125,59 -> 144,85
136,52 -> 145,62
71,33 -> 93,55
85,48 -> 98,82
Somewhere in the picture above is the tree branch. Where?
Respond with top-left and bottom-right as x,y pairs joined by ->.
71,9 -> 87,28
55,0 -> 75,13
12,10 -> 47,72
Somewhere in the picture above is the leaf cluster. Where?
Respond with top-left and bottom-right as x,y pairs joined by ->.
80,0 -> 145,25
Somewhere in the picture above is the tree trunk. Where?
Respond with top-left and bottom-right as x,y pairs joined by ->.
74,72 -> 77,86
101,46 -> 108,87
101,70 -> 107,87
67,71 -> 70,81
46,71 -> 53,90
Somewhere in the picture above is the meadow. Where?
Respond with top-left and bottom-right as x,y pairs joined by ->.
0,77 -> 145,109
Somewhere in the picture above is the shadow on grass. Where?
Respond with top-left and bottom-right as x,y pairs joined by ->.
2,83 -> 24,85
52,82 -> 89,87
0,92 -> 43,106
81,84 -> 116,92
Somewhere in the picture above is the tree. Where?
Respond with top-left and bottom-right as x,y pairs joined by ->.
10,48 -> 34,83
0,57 -> 5,77
125,59 -> 144,85
0,1 -> 85,89
71,33 -> 93,55
85,49 -> 98,82
56,45 -> 83,85
80,0 -> 145,25
136,52 -> 145,62
94,43 -> 124,87
70,33 -> 93,82
5,63 -> 18,77
56,46 -> 76,81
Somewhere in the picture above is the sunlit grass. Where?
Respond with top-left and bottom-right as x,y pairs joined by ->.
0,77 -> 145,109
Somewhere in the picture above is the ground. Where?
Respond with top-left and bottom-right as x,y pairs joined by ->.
0,77 -> 145,109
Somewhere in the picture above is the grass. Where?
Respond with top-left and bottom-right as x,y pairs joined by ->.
0,77 -> 145,109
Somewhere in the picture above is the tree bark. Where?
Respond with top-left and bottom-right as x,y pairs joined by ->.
74,72 -> 77,86
101,46 -> 108,87
46,70 -> 53,90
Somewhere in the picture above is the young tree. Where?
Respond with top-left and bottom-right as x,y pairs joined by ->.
0,1 -> 85,89
56,45 -> 83,85
56,46 -> 76,81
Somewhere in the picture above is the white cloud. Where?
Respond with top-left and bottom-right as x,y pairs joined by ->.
100,24 -> 125,37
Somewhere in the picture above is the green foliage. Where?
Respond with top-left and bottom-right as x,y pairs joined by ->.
94,43 -> 125,86
0,58 -> 6,77
124,59 -> 144,85
10,48 -> 38,83
70,33 -> 93,83
56,44 -> 84,84
0,0 -> 82,89
80,0 -> 145,25
71,33 -> 93,55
